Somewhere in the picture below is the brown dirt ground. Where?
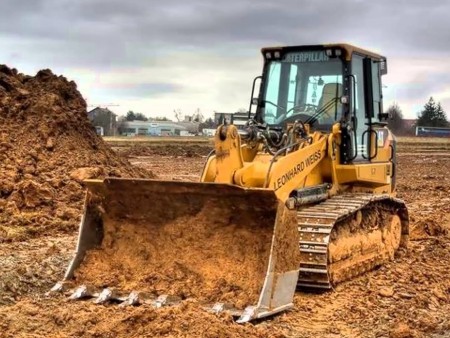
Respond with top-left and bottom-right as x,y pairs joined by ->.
0,144 -> 449,337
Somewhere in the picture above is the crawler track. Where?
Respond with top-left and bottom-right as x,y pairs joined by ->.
297,194 -> 409,289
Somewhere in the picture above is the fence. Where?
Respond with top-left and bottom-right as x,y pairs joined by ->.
415,126 -> 450,137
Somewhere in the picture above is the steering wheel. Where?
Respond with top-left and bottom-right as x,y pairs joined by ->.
283,114 -> 315,125
286,104 -> 317,116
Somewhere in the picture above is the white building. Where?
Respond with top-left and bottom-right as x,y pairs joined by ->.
119,121 -> 189,136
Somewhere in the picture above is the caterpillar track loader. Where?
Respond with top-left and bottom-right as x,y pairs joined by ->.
51,44 -> 409,323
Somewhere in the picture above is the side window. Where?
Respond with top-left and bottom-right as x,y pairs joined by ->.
265,63 -> 281,122
286,65 -> 298,112
371,62 -> 381,121
351,55 -> 366,119
265,63 -> 299,122
351,54 -> 368,159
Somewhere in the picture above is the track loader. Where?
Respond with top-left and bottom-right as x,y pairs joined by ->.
52,44 -> 409,322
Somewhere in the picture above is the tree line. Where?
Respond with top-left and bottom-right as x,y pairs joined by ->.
386,97 -> 449,135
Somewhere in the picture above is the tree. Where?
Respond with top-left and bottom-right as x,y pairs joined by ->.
435,102 -> 448,126
386,103 -> 404,134
174,109 -> 183,122
153,116 -> 171,121
417,97 -> 449,127
126,111 -> 136,121
135,112 -> 148,121
199,117 -> 216,132
126,111 -> 148,121
192,108 -> 204,123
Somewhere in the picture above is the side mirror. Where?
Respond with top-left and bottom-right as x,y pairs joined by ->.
248,76 -> 262,117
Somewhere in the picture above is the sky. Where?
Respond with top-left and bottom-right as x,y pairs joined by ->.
1,0 -> 450,120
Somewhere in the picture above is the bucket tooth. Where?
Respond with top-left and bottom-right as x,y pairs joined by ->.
94,288 -> 125,304
211,302 -> 231,313
236,306 -> 257,324
210,303 -> 242,317
119,291 -> 157,307
153,295 -> 182,308
47,281 -> 74,295
69,285 -> 99,300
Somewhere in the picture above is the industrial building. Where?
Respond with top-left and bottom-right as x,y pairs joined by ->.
119,120 -> 190,136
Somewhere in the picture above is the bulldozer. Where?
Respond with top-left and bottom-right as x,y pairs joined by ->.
51,43 -> 409,323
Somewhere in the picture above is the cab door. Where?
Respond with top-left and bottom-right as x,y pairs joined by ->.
350,53 -> 371,161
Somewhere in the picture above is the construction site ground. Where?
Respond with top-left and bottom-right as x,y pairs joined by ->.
1,138 -> 449,338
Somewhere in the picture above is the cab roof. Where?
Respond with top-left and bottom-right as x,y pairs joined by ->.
261,43 -> 385,61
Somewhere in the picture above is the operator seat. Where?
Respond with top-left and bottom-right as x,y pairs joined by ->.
316,83 -> 343,126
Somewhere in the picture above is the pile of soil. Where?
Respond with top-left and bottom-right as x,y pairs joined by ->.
0,65 -> 153,242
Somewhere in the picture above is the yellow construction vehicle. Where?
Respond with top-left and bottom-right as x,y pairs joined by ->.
52,43 -> 409,323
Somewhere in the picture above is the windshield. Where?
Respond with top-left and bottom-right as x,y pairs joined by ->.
261,50 -> 344,126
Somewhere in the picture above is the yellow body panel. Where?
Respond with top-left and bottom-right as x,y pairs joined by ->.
335,163 -> 391,185
266,137 -> 327,201
201,124 -> 395,203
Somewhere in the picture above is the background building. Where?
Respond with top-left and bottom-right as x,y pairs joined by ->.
214,112 -> 233,125
87,107 -> 117,136
118,120 -> 189,136
214,111 -> 252,129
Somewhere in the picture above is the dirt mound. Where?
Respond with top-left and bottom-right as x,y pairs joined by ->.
0,65 -> 153,241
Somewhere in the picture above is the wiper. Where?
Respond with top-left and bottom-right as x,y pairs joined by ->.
261,100 -> 286,112
305,97 -> 340,125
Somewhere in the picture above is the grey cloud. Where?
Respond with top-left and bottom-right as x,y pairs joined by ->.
2,0 -> 450,54
2,0 -> 450,114
90,82 -> 182,99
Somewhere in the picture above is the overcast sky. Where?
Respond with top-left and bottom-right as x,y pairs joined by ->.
1,0 -> 450,119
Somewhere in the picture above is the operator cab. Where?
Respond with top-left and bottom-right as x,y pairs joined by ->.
252,44 -> 388,164
259,48 -> 343,128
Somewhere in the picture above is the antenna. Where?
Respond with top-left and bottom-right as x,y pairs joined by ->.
87,103 -> 120,108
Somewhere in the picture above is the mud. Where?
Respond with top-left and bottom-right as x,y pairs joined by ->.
328,204 -> 406,284
0,65 -> 153,242
0,235 -> 75,305
0,140 -> 449,337
272,204 -> 301,273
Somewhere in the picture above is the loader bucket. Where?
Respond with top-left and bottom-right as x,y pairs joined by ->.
59,178 -> 300,322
